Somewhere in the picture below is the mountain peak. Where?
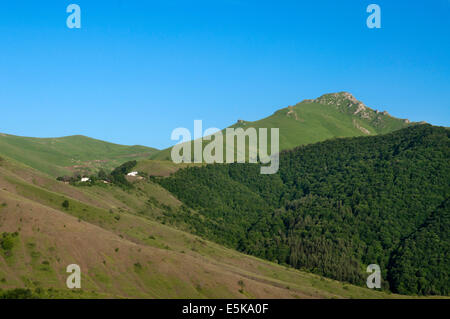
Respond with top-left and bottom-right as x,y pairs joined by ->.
296,92 -> 412,128
313,92 -> 367,112
307,91 -> 379,120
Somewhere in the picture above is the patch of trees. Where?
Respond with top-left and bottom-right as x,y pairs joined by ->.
62,200 -> 70,209
158,125 -> 450,295
0,287 -> 69,299
0,232 -> 18,254
109,160 -> 137,188
0,288 -> 38,299
56,161 -> 137,189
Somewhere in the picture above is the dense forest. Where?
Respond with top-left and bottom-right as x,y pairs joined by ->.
157,125 -> 450,295
388,199 -> 449,295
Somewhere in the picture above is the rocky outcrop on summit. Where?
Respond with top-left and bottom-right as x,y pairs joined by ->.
309,92 -> 413,132
313,92 -> 371,119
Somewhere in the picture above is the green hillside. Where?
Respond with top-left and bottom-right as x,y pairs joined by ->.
0,95 -> 445,299
152,92 -> 413,161
0,133 -> 158,177
157,124 -> 450,295
0,150 -> 402,299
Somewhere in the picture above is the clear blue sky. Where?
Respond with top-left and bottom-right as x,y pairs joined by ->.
1,0 -> 449,149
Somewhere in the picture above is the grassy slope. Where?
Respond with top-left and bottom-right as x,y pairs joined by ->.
152,92 -> 412,161
0,133 -> 158,178
0,156 -> 407,299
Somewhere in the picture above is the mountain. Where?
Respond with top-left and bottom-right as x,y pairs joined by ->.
0,148 -> 396,298
151,92 -> 414,161
0,97 -> 445,298
156,124 -> 450,295
0,133 -> 158,177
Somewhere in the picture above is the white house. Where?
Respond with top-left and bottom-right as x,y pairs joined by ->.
127,171 -> 139,177
80,177 -> 90,182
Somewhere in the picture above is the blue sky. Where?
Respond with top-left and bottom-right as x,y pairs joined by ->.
0,0 -> 449,149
